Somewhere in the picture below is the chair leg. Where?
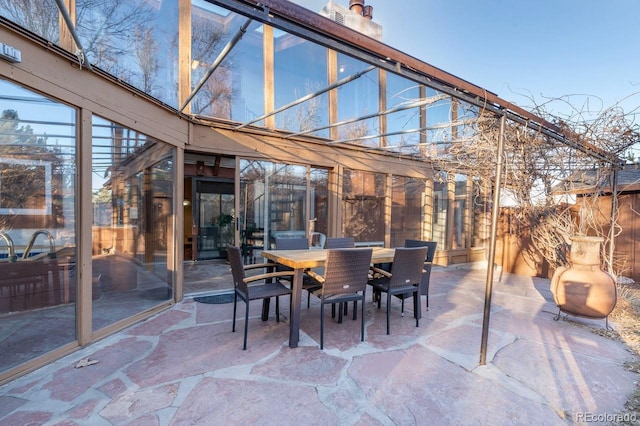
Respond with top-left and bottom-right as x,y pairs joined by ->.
307,291 -> 311,308
243,300 -> 249,350
320,302 -> 325,349
275,296 -> 280,322
232,292 -> 238,332
401,298 -> 405,317
360,296 -> 365,342
386,293 -> 391,335
352,301 -> 357,321
338,303 -> 343,323
332,303 -> 336,318
413,291 -> 420,327
425,282 -> 430,311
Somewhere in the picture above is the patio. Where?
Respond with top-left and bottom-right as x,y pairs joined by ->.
0,265 -> 637,425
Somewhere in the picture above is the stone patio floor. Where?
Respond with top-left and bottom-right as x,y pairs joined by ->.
0,266 -> 638,425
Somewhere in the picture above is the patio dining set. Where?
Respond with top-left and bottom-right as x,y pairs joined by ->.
227,237 -> 437,350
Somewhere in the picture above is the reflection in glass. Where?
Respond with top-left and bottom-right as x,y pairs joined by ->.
92,116 -> 174,331
0,78 -> 77,373
239,160 -> 329,258
472,178 -> 490,248
453,174 -> 468,249
391,176 -> 426,247
336,54 -> 378,146
385,73 -> 421,154
342,169 -> 385,242
310,168 -> 329,246
76,0 -> 179,107
274,32 -> 329,137
432,172 -> 448,248
0,0 -> 59,42
191,4 -> 265,122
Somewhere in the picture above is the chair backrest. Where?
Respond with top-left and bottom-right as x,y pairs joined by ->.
322,248 -> 372,296
404,240 -> 437,262
389,247 -> 428,289
326,237 -> 355,249
275,237 -> 309,250
227,245 -> 249,295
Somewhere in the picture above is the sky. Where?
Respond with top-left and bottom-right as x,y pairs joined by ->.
289,0 -> 640,120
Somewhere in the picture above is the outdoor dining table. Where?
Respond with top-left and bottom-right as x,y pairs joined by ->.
261,247 -> 396,348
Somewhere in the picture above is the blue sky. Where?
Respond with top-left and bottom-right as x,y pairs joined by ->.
289,0 -> 640,119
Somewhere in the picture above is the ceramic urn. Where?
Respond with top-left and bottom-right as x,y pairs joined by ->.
550,236 -> 617,319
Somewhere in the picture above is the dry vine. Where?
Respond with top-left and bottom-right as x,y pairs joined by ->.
428,92 -> 640,277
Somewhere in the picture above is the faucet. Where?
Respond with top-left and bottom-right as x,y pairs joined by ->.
0,231 -> 17,262
22,230 -> 56,260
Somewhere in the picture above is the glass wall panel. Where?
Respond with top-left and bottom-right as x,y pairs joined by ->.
425,89 -> 454,158
274,31 -> 329,137
191,3 -> 265,122
0,0 -> 59,41
239,160 -> 328,259
342,169 -> 385,242
453,174 -> 468,249
0,78 -> 77,373
77,0 -> 179,107
432,172 -> 448,248
92,116 -> 174,331
336,54 -> 379,146
472,178 -> 490,248
391,176 -> 426,247
385,73 -> 421,154
310,168 -> 329,247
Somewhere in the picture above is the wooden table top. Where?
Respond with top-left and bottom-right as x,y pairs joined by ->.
261,247 -> 395,269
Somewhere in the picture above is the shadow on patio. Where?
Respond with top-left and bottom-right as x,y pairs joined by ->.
1,266 -> 637,424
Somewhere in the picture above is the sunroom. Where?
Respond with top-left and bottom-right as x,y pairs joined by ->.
0,0 -> 622,384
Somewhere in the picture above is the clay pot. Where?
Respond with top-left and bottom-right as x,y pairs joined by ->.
550,236 -> 617,319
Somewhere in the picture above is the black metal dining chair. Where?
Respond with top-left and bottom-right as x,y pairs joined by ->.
274,237 -> 322,308
227,245 -> 293,350
325,237 -> 355,249
307,248 -> 373,349
368,246 -> 428,335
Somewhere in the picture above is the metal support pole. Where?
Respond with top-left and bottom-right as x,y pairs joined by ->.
180,17 -> 253,112
235,65 -> 376,130
608,165 -> 619,275
479,113 -> 506,366
54,0 -> 92,70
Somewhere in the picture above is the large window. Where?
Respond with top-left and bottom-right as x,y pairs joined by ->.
385,73 -> 422,153
239,160 -> 328,254
0,78 -> 77,373
342,169 -> 385,242
453,174 -> 468,249
336,54 -> 379,146
191,2 -> 265,122
432,172 -> 448,248
0,1 -> 59,42
391,176 -> 426,247
92,116 -> 175,331
76,0 -> 179,107
274,32 -> 329,137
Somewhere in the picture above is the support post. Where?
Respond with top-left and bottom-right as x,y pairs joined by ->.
479,113 -> 506,365
608,165 -> 619,276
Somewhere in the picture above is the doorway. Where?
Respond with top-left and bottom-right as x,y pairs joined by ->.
193,179 -> 234,260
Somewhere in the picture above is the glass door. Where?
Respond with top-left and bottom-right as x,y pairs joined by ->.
195,179 -> 234,260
